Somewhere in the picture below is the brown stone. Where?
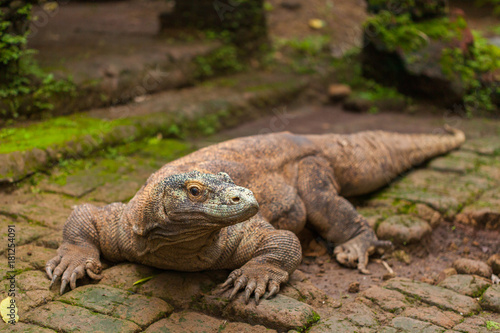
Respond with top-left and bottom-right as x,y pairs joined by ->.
0,322 -> 55,332
328,84 -> 352,101
137,271 -> 218,309
25,302 -> 141,332
453,258 -> 493,279
385,278 -> 481,315
438,274 -> 491,298
59,285 -> 173,327
436,268 -> 457,284
391,317 -> 445,333
360,285 -> 408,313
309,314 -> 360,333
488,254 -> 500,275
401,306 -> 462,329
99,263 -> 159,290
481,284 -> 500,313
348,281 -> 360,293
200,293 -> 319,331
377,215 -> 431,245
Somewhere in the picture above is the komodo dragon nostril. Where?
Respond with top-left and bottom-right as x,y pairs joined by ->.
231,197 -> 240,203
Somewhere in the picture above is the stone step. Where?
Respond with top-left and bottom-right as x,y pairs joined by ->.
0,71 -> 310,183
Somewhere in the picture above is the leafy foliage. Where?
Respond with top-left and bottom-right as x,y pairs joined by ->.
0,1 -> 75,120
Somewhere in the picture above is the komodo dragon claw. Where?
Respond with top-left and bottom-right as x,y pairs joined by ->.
219,264 -> 289,304
334,232 -> 393,274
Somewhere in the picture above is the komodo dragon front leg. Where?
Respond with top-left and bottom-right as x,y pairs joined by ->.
46,171 -> 301,302
297,156 -> 392,273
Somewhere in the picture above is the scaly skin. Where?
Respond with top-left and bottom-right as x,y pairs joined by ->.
47,128 -> 465,302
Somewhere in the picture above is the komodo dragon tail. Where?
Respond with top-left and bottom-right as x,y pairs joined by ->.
308,126 -> 466,196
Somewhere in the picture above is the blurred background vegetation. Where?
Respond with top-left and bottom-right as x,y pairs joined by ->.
0,0 -> 499,122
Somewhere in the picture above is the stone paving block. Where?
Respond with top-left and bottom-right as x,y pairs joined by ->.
137,271 -> 218,309
376,215 -> 431,244
280,271 -> 340,318
59,284 -> 173,327
86,171 -> 151,203
0,322 -> 56,332
344,302 -> 379,328
39,165 -> 115,198
391,316 -> 446,333
428,151 -> 479,173
453,315 -> 499,333
0,191 -> 85,230
481,284 -> 500,313
381,170 -> 492,217
144,311 -> 223,333
453,259 -> 493,279
385,278 -> 481,315
99,263 -> 159,290
477,164 -> 500,183
401,306 -> 463,329
25,301 -> 141,332
16,245 -> 57,271
308,314 -> 364,333
456,189 -> 500,231
462,137 -> 500,156
438,274 -> 491,297
359,285 -> 408,314
0,216 -> 51,254
381,189 -> 460,218
223,321 -> 277,332
200,293 -> 319,331
1,271 -> 57,320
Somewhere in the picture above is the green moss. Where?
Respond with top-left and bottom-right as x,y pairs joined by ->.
364,12 -> 465,53
299,311 -> 321,332
0,116 -> 129,154
195,45 -> 246,79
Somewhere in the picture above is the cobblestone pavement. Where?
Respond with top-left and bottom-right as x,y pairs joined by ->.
0,109 -> 499,332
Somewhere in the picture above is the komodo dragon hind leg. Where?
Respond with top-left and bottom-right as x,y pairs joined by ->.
297,156 -> 392,274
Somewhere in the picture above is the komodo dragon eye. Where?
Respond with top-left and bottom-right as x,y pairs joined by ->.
189,187 -> 200,196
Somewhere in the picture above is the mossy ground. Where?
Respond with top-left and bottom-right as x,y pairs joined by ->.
0,116 -> 129,154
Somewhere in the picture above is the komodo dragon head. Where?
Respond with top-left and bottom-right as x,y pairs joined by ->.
122,171 -> 259,241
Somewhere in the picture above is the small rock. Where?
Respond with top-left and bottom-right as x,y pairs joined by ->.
376,215 -> 431,245
383,273 -> 397,281
328,84 -> 352,102
348,282 -> 360,293
436,268 -> 457,284
280,1 -> 301,10
453,258 -> 493,279
488,254 -> 500,275
393,250 -> 411,265
480,284 -> 500,312
420,277 -> 435,285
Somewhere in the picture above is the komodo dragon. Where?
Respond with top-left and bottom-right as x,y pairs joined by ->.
46,128 -> 465,303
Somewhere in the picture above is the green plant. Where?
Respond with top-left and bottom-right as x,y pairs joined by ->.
487,321 -> 500,330
0,1 -> 76,119
195,45 -> 245,79
364,12 -> 466,53
440,31 -> 500,115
